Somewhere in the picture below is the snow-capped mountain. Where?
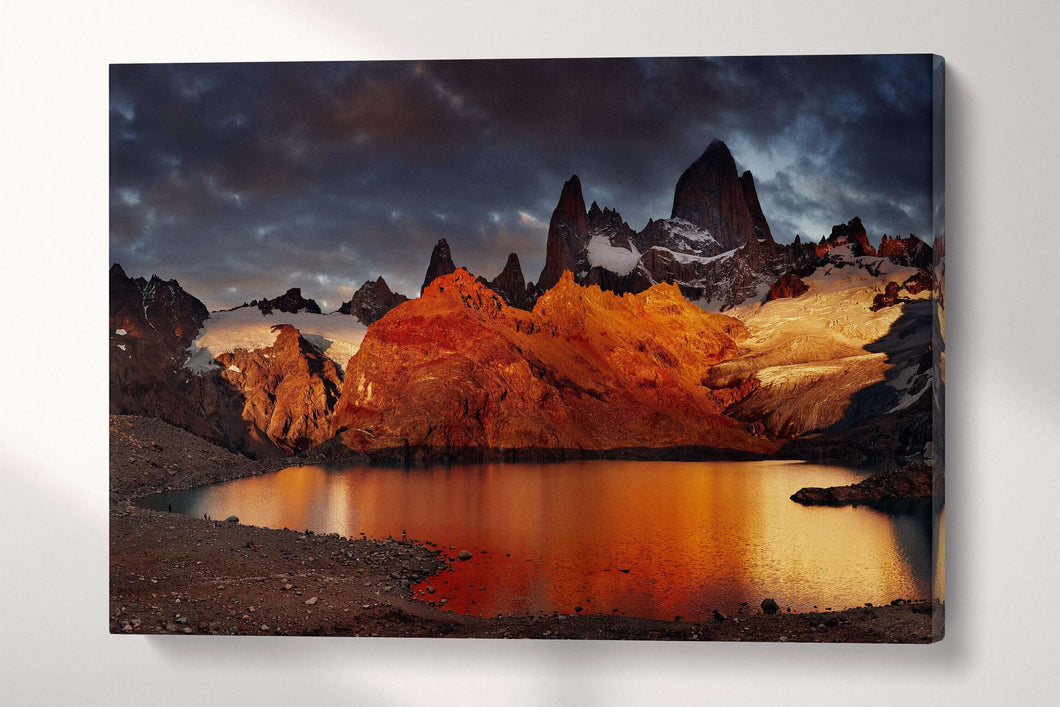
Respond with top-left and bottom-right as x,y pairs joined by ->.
537,140 -> 806,310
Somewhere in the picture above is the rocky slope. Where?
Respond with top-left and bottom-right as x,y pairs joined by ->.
215,324 -> 344,452
703,245 -> 934,459
337,276 -> 408,324
112,264 -> 356,457
330,269 -> 775,457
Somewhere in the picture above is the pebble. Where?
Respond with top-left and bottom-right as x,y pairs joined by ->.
305,597 -> 318,605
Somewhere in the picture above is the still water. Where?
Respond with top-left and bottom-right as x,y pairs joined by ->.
139,460 -> 939,621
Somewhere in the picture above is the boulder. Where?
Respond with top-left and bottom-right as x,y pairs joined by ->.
767,273 -> 809,301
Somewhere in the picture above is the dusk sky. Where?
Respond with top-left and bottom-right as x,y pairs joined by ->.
110,55 -> 935,311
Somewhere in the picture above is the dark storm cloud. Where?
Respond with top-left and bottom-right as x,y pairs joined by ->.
110,55 -> 935,310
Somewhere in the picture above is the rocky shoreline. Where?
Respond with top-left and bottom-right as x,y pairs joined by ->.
790,463 -> 938,506
110,415 -> 942,642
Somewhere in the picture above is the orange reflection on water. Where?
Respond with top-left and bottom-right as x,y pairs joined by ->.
157,460 -> 936,621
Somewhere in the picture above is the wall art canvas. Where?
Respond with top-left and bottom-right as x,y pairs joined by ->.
110,55 -> 945,642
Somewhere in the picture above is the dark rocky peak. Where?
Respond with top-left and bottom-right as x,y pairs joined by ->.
586,201 -> 635,250
817,217 -> 877,257
421,238 -> 457,294
487,252 -> 533,309
739,170 -> 774,243
670,139 -> 758,251
109,263 -> 208,342
256,287 -> 322,315
554,175 -> 588,234
337,275 -> 409,325
538,175 -> 590,291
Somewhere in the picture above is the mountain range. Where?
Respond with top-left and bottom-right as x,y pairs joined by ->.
110,139 -> 935,463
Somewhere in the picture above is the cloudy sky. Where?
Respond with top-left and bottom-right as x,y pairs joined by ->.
110,55 -> 935,311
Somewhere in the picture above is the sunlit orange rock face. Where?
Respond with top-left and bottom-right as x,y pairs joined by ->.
217,324 -> 343,452
331,269 -> 775,455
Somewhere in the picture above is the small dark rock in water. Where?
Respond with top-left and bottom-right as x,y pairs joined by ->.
457,550 -> 473,561
713,609 -> 727,622
224,515 -> 239,523
761,598 -> 780,615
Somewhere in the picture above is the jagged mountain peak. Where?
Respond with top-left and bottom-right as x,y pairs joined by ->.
337,275 -> 408,324
670,139 -> 757,250
421,238 -> 457,294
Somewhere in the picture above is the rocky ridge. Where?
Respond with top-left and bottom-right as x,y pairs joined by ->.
337,276 -> 409,324
330,268 -> 774,457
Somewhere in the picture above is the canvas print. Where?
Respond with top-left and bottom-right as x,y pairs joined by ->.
109,55 -> 945,642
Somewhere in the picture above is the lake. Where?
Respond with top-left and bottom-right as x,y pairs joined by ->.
138,459 -> 940,621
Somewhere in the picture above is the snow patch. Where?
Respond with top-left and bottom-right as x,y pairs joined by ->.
650,246 -> 737,266
586,235 -> 640,276
184,308 -> 367,374
661,218 -> 718,247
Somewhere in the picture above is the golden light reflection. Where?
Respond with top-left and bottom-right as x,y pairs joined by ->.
158,460 -> 937,621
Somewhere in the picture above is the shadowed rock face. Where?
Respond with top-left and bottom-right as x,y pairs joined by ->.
110,264 -> 282,458
216,324 -> 343,452
740,170 -> 774,243
110,263 -> 209,422
337,276 -> 408,324
538,176 -> 590,291
421,238 -> 457,294
253,287 -> 321,314
768,273 -> 809,301
671,140 -> 759,251
485,252 -> 534,310
331,268 -> 776,456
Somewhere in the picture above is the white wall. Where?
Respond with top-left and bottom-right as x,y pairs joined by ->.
1,1 -> 1057,704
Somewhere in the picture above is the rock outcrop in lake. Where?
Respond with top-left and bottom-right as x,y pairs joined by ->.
790,464 -> 935,505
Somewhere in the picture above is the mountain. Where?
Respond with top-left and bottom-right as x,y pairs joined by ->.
704,244 -> 934,459
878,234 -> 933,269
110,263 -> 276,456
484,252 -> 535,310
536,140 -> 798,310
328,268 -> 775,458
110,264 -> 209,423
111,264 -> 355,458
815,217 -> 876,257
214,324 -> 343,452
337,276 -> 409,324
538,176 -> 591,290
421,238 -> 457,294
670,139 -> 761,251
250,287 -> 321,315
